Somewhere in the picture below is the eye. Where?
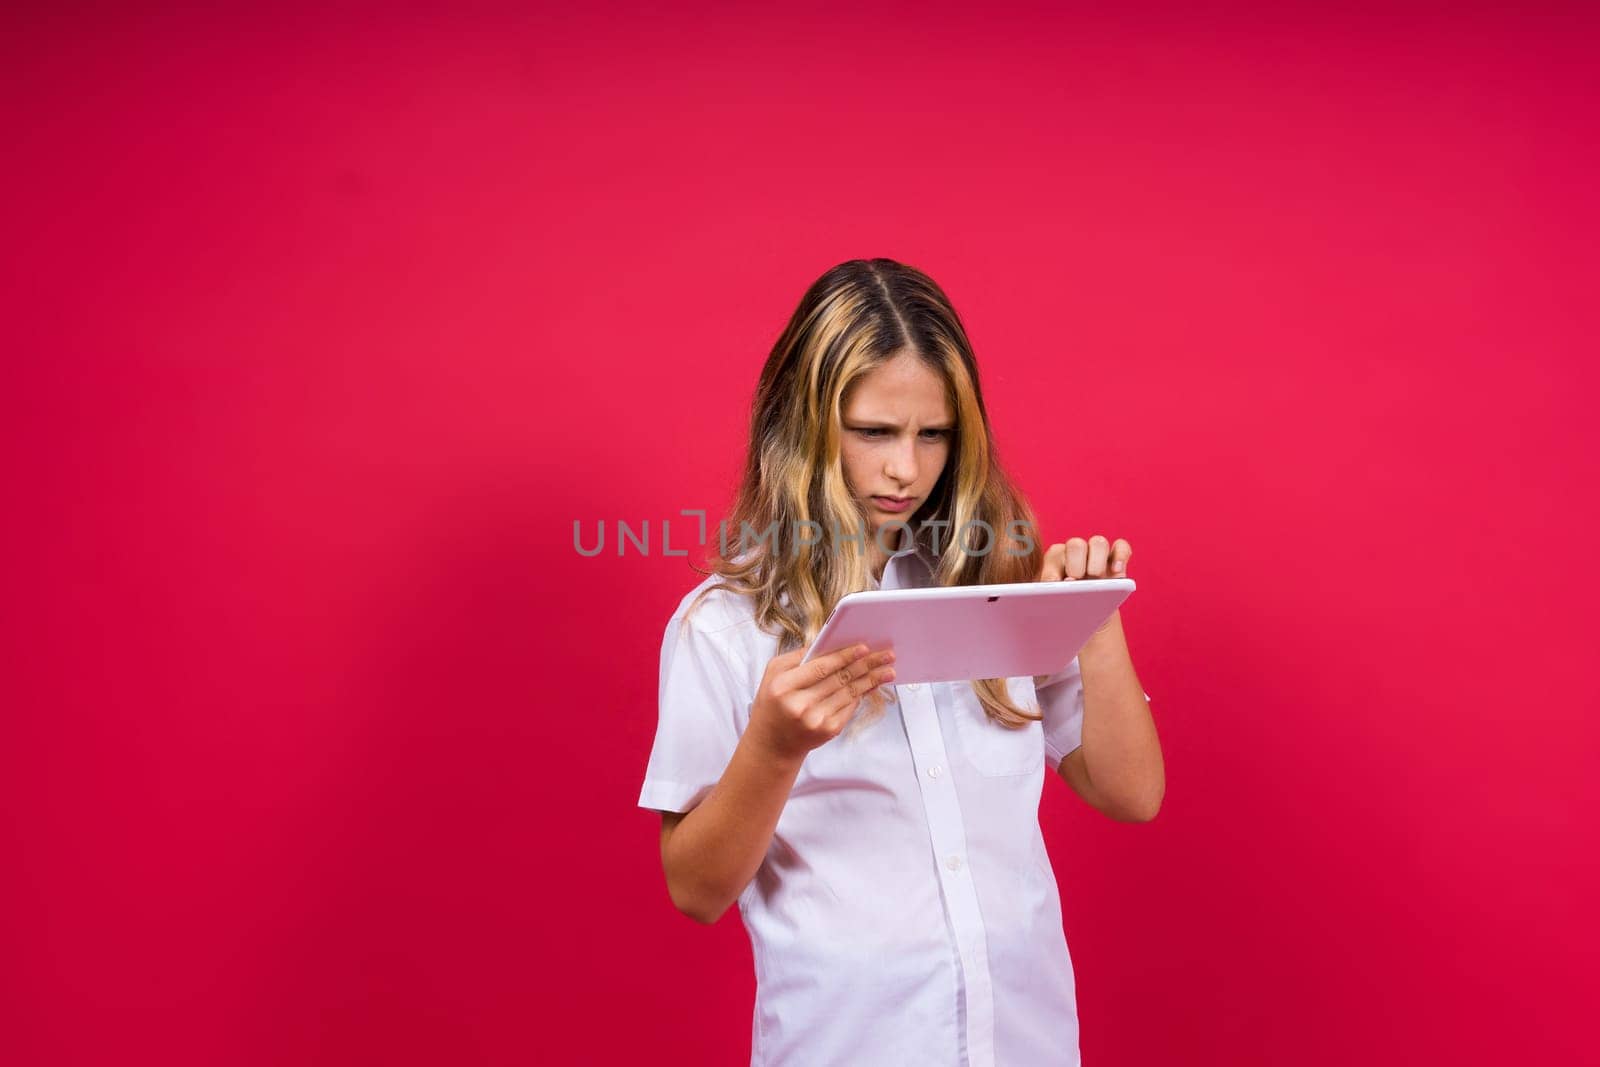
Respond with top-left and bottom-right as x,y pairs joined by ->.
853,428 -> 886,439
920,429 -> 951,440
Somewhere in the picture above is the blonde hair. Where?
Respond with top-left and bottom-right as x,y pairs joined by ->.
685,258 -> 1045,730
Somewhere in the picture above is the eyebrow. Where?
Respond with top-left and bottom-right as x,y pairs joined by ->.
846,419 -> 955,430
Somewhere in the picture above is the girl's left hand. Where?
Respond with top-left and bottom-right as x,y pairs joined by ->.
1037,535 -> 1131,581
1038,535 -> 1133,634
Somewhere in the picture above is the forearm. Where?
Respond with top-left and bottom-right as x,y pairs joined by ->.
663,727 -> 805,923
1076,611 -> 1165,820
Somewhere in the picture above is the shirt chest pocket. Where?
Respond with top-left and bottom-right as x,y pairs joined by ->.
949,677 -> 1044,777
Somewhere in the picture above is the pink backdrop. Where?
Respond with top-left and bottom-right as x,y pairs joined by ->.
7,4 -> 1597,1064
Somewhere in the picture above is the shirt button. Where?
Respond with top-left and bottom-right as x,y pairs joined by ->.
903,682 -> 921,692
927,764 -> 943,779
945,855 -> 963,872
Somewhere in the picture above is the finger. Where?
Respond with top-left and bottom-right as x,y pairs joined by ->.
787,643 -> 868,690
770,647 -> 807,671
1064,537 -> 1088,580
1037,542 -> 1066,581
796,647 -> 894,702
823,665 -> 896,731
1087,535 -> 1110,577
820,662 -> 896,723
1111,538 -> 1132,575
765,647 -> 809,686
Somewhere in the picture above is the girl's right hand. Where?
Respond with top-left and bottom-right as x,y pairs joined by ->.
748,643 -> 897,763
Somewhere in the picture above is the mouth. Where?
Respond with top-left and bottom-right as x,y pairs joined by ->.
871,495 -> 916,512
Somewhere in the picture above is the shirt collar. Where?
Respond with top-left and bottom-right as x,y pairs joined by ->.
890,522 -> 934,562
736,523 -> 937,595
876,524 -> 935,591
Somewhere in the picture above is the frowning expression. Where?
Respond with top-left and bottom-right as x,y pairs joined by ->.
839,352 -> 954,537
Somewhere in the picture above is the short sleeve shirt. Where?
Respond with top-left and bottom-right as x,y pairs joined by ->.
639,537 -> 1113,1066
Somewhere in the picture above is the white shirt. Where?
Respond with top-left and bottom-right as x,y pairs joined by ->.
639,534 -> 1119,1066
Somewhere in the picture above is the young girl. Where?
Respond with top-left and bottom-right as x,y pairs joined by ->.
638,258 -> 1164,1067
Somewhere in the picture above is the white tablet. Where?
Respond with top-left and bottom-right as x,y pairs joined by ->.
799,578 -> 1136,684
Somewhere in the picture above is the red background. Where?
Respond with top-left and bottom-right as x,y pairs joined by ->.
6,4 -> 1597,1064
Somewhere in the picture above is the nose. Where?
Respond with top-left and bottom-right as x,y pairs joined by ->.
883,436 -> 917,487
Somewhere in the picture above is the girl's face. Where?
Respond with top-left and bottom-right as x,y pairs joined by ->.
839,353 -> 955,539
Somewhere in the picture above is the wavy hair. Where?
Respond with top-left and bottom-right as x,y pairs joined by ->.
684,258 -> 1046,730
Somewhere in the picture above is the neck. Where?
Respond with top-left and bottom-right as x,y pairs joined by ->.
867,540 -> 889,581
